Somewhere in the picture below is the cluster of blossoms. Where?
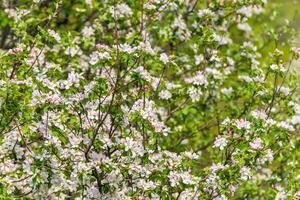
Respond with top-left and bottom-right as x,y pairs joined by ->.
0,0 -> 299,199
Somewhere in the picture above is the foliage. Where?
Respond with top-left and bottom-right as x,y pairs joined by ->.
0,0 -> 299,199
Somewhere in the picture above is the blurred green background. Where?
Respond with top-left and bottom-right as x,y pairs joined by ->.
278,0 -> 300,70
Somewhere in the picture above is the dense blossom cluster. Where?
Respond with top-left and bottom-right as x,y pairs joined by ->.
0,0 -> 299,199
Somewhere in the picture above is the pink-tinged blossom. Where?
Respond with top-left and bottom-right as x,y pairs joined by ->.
292,47 -> 300,54
257,149 -> 274,164
185,71 -> 208,86
251,109 -> 267,120
235,119 -> 251,130
249,138 -> 263,150
240,166 -> 251,180
131,99 -> 170,134
211,163 -> 227,173
168,171 -> 199,187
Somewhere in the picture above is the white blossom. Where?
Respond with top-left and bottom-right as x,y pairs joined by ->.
48,29 -> 61,42
110,3 -> 132,18
82,26 -> 95,37
160,53 -> 169,64
159,90 -> 172,100
213,136 -> 228,150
